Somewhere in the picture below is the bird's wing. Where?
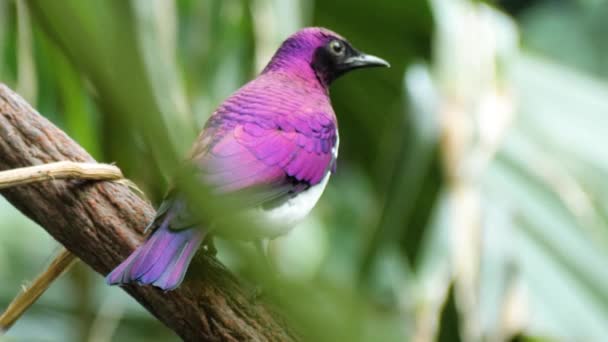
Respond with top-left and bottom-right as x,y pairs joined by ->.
156,112 -> 337,231
202,118 -> 336,192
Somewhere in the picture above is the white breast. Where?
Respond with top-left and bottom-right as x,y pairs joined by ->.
225,132 -> 339,240
251,171 -> 332,238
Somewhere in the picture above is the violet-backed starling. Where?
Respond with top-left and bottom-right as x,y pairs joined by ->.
106,27 -> 389,290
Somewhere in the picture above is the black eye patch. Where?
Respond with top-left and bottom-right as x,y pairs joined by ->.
311,40 -> 357,84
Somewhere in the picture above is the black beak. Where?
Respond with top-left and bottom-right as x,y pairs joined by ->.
316,45 -> 390,84
340,52 -> 390,70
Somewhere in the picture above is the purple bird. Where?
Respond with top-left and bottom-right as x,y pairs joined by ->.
106,27 -> 389,291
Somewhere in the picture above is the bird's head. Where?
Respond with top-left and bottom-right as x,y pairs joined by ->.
263,27 -> 390,86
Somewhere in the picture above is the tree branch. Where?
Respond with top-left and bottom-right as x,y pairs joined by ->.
0,84 -> 295,341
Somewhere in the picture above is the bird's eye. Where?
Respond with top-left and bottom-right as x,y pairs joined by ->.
329,40 -> 344,56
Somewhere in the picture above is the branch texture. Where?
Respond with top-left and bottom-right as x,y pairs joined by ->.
0,84 -> 294,341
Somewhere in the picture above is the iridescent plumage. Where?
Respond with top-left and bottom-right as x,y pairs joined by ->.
106,27 -> 388,290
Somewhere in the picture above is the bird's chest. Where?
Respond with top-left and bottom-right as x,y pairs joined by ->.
219,131 -> 339,240
249,170 -> 332,238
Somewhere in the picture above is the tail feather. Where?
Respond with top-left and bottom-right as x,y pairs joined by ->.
136,231 -> 189,283
153,233 -> 204,290
105,246 -> 143,285
106,223 -> 204,291
128,226 -> 171,279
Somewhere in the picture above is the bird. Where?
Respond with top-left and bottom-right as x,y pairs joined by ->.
106,27 -> 389,291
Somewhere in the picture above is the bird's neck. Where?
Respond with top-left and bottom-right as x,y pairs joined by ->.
262,58 -> 330,94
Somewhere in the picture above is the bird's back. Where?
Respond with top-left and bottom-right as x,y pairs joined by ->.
182,72 -> 338,238
106,26 -> 388,291
192,71 -> 338,190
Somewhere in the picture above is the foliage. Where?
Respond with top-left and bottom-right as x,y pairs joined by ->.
1,0 -> 607,341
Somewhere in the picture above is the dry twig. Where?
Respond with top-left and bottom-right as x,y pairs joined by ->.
0,161 -> 127,332
0,161 -> 123,189
0,248 -> 76,331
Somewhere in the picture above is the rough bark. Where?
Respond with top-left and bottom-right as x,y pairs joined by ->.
0,84 -> 294,342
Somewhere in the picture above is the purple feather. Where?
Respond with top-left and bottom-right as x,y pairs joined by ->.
106,216 -> 204,291
106,27 -> 388,291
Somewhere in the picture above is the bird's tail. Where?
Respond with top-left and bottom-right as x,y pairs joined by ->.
105,219 -> 204,291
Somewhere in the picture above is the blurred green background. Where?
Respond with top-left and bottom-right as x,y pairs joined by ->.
2,0 -> 608,341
